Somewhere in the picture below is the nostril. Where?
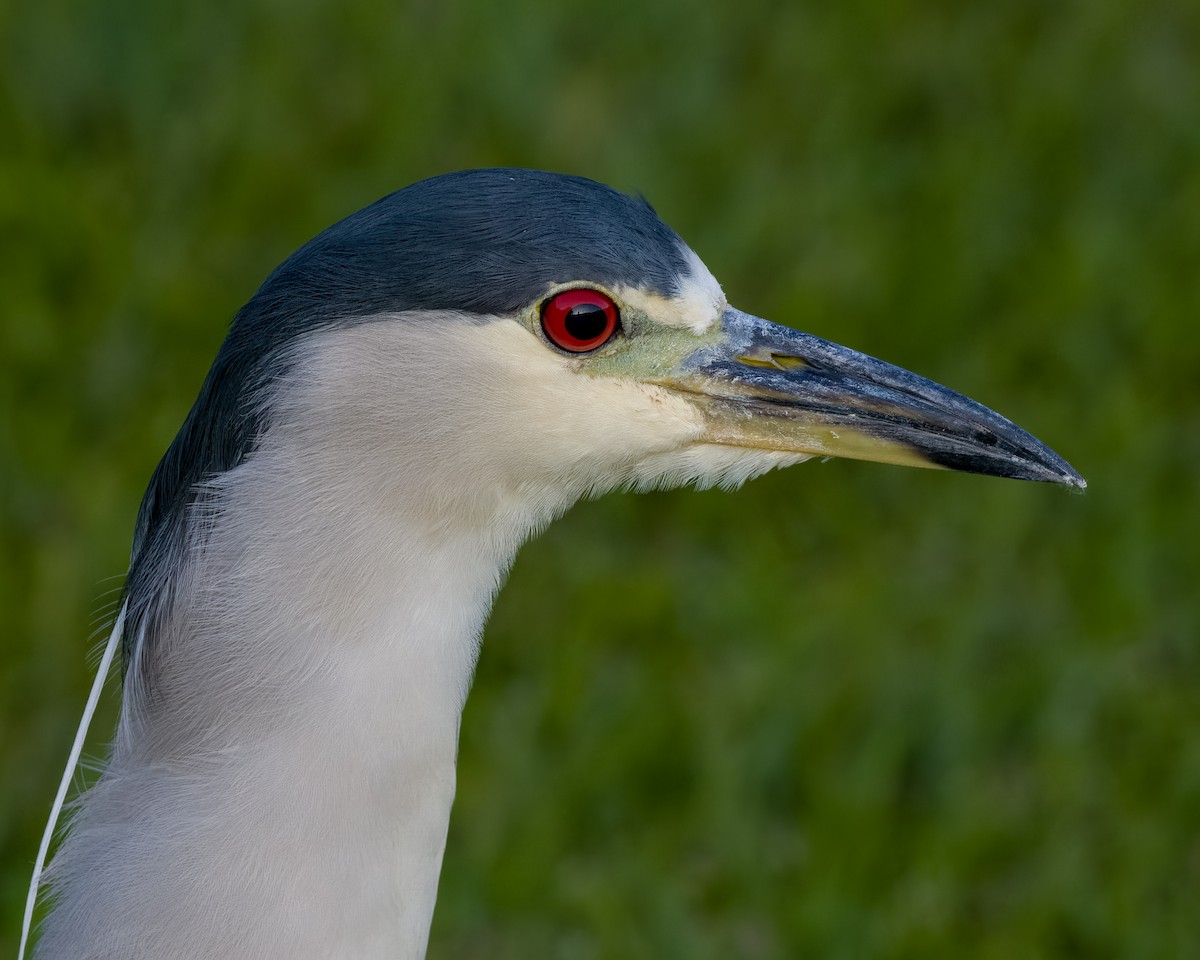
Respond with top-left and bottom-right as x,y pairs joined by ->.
736,352 -> 813,372
770,353 -> 810,371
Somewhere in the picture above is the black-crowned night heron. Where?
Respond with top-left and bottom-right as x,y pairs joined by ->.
22,168 -> 1083,960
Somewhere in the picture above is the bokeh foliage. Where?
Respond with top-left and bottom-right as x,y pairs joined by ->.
2,0 -> 1198,956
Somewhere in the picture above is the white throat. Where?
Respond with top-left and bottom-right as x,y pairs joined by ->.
40,442 -> 535,960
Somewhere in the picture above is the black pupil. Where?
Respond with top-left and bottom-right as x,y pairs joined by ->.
564,303 -> 609,342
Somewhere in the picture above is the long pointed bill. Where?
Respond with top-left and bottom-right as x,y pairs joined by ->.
659,308 -> 1085,487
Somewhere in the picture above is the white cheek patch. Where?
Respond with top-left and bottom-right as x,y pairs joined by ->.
616,245 -> 726,334
288,314 -> 708,510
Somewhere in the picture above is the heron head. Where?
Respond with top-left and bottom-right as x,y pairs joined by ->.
258,169 -> 1082,508
135,169 -> 1083,604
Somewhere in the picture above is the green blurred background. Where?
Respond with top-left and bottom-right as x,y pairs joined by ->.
2,0 -> 1198,956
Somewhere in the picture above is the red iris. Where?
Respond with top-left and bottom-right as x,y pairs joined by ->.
541,289 -> 620,353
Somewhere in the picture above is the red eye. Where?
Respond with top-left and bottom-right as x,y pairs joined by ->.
541,289 -> 620,353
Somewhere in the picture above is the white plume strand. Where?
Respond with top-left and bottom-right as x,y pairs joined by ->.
18,601 -> 127,960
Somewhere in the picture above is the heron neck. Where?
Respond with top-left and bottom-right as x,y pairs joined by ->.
43,435 -> 547,960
